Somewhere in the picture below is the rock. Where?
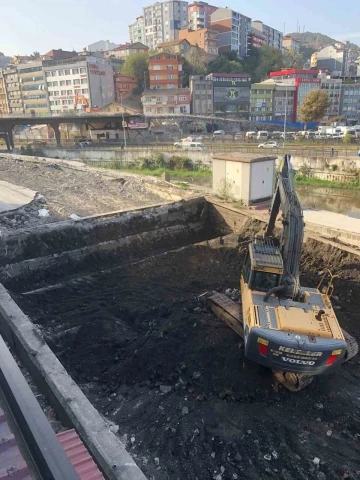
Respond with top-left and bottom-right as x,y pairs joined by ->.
213,475 -> 222,480
318,271 -> 324,276
194,307 -> 202,313
211,452 -> 216,458
192,371 -> 201,380
154,457 -> 160,466
233,474 -> 239,479
326,430 -> 332,436
181,406 -> 189,416
315,403 -> 324,410
313,457 -> 321,466
234,453 -> 242,463
272,451 -> 278,459
220,466 -> 225,474
175,383 -> 181,391
179,363 -> 187,371
317,473 -> 326,480
219,391 -> 227,400
131,436 -> 135,445
264,454 -> 272,461
110,393 -> 116,398
160,385 -> 172,394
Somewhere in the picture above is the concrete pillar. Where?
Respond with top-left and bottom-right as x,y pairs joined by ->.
50,123 -> 61,147
5,125 -> 14,150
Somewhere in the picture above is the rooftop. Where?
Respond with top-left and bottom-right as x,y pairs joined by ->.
212,153 -> 277,164
158,39 -> 190,47
113,42 -> 148,51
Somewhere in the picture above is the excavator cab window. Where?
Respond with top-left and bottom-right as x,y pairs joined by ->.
251,271 -> 279,292
242,254 -> 251,284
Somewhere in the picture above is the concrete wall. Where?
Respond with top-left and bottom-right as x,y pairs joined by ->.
43,147 -> 213,166
289,155 -> 360,171
0,198 -> 215,291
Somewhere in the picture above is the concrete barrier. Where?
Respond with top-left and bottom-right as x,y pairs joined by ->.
0,285 -> 147,480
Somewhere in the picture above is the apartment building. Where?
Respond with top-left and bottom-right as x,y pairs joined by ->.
210,8 -> 252,58
318,72 -> 342,120
0,71 -> 8,114
18,61 -> 50,115
157,39 -> 192,55
114,73 -> 139,102
270,69 -> 320,121
142,87 -> 190,114
251,21 -> 283,50
144,1 -> 188,50
189,75 -> 213,115
250,79 -> 295,122
251,27 -> 267,48
188,1 -> 218,30
282,35 -> 300,53
111,43 -> 149,60
43,54 -> 115,114
178,28 -> 218,56
207,72 -> 251,118
2,65 -> 23,114
129,16 -> 145,44
340,84 -> 360,123
315,44 -> 350,77
148,51 -> 183,89
87,40 -> 119,52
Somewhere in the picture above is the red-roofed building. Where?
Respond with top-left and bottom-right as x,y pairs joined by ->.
148,52 -> 183,90
269,69 -> 320,121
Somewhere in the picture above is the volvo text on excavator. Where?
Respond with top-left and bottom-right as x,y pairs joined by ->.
207,154 -> 358,391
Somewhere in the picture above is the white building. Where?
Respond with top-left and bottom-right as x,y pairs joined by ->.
251,21 -> 283,50
144,1 -> 188,50
43,54 -> 115,114
318,72 -> 342,119
129,16 -> 145,44
87,40 -> 119,52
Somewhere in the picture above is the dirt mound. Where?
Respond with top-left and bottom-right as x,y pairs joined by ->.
14,237 -> 360,480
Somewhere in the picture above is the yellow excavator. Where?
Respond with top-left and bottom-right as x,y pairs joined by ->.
207,155 -> 358,391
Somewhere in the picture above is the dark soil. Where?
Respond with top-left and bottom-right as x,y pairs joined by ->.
14,236 -> 360,480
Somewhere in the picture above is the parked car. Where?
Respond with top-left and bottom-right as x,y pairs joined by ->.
270,131 -> 281,139
174,137 -> 194,147
258,141 -> 278,149
234,132 -> 243,140
212,130 -> 226,138
179,142 -> 207,151
75,140 -> 92,148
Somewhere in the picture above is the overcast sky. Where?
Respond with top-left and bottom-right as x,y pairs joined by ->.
1,0 -> 358,56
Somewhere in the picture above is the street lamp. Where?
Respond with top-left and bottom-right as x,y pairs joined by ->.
120,92 -> 127,147
283,83 -> 288,151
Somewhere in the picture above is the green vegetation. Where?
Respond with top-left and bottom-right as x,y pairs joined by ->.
121,51 -> 149,89
98,164 -> 211,179
295,175 -> 359,190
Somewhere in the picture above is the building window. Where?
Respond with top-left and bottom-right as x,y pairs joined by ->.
66,80 -> 71,86
45,71 -> 51,77
65,70 -> 71,75
72,68 -> 79,75
48,82 -> 52,87
61,90 -> 66,95
62,100 -> 68,105
73,79 -> 80,85
81,89 -> 88,94
53,81 -> 58,86
80,68 -> 87,74
67,90 -> 72,95
179,95 -> 186,101
58,70 -> 64,76
81,79 -> 87,84
60,80 -> 65,86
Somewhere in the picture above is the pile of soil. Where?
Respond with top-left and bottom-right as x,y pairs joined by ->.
15,236 -> 360,480
0,156 -> 164,227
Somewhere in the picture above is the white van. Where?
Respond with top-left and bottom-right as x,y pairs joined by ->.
256,131 -> 268,140
180,142 -> 207,151
245,131 -> 256,139
212,130 -> 225,138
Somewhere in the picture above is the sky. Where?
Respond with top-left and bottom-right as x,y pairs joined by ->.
1,0 -> 359,56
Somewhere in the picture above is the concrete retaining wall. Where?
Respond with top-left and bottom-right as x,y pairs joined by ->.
0,285 -> 147,480
0,198 -> 214,291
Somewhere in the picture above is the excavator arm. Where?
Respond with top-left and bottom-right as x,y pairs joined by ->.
265,155 -> 304,300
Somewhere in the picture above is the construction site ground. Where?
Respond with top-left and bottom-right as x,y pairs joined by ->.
0,155 -> 165,232
14,234 -> 360,480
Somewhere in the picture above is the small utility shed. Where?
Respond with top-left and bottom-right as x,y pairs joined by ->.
212,153 -> 277,205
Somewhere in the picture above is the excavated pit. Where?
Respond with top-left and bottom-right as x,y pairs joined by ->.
1,198 -> 360,480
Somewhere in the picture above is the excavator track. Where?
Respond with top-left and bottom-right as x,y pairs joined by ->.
206,293 -> 359,393
273,329 -> 358,392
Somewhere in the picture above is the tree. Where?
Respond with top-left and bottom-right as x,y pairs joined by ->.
252,45 -> 283,82
298,89 -> 331,125
122,52 -> 149,89
282,50 -> 304,69
182,48 -> 207,87
207,53 -> 244,74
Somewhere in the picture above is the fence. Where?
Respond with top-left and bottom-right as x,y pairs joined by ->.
82,158 -> 211,171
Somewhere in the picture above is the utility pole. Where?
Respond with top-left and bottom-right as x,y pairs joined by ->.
283,84 -> 288,151
120,93 -> 127,147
